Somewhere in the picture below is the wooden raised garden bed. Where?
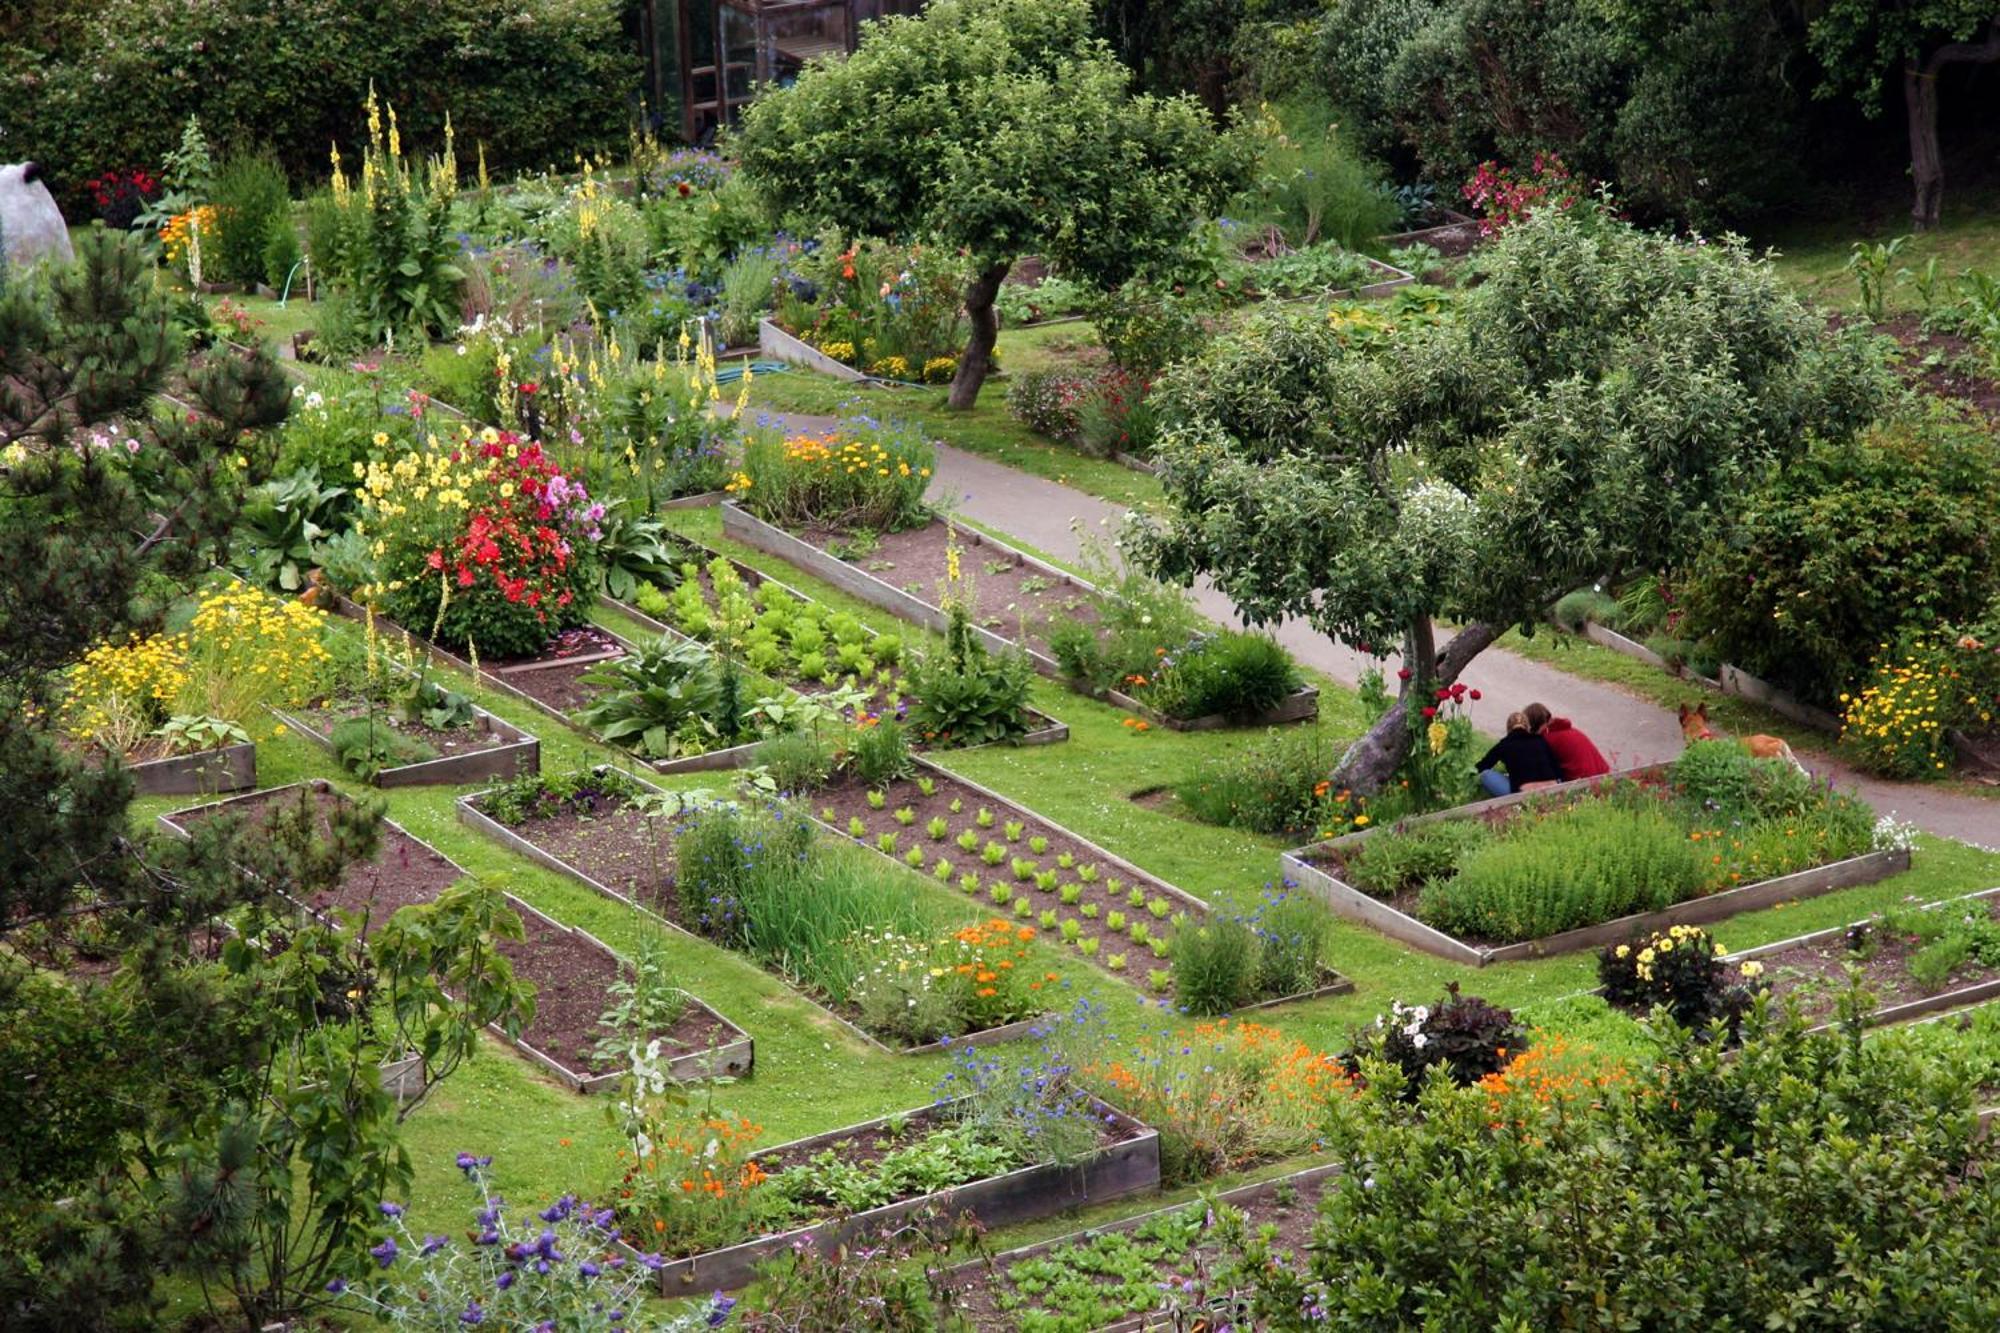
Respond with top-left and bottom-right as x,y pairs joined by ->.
721,504 -> 1079,675
126,739 -> 257,797
808,756 -> 1352,1008
720,504 -> 1318,730
159,782 -> 749,1091
454,772 -> 1053,1057
1721,887 -> 2000,1033
606,533 -> 1069,761
1279,768 -> 1911,966
641,1095 -> 1161,1296
271,689 -> 540,788
943,1161 -> 1341,1332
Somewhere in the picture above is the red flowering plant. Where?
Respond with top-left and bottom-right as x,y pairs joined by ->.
355,425 -> 604,659
86,167 -> 162,230
1461,153 -> 1589,237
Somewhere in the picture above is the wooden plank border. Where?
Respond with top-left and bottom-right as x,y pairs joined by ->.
638,1095 -> 1161,1295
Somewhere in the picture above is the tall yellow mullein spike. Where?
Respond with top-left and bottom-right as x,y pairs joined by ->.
366,82 -> 383,146
329,141 -> 348,200
387,103 -> 402,162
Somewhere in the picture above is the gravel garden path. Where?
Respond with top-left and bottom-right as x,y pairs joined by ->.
730,406 -> 2000,848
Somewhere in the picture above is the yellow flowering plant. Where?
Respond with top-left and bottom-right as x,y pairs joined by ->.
62,587 -> 333,753
1597,923 -> 1766,1032
737,418 -> 933,533
1838,643 -> 1957,779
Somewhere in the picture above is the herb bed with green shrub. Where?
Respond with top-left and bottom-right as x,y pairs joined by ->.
1287,743 -> 1905,962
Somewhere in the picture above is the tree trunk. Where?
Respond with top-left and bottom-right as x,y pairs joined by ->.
1905,64 -> 1944,232
1329,619 -> 1499,796
1905,22 -> 2000,232
946,260 -> 1011,412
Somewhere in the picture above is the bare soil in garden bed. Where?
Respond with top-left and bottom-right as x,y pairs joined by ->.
483,625 -> 631,716
947,1166 -> 1334,1331
485,796 -> 680,916
1752,897 -> 2000,1025
170,787 -> 464,928
1838,314 -> 2000,418
797,519 -> 1100,661
813,769 -> 1198,984
500,909 -> 737,1079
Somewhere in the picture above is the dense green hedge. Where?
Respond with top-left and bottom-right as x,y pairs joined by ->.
1682,400 -> 2000,706
1,0 -> 637,208
1312,0 -> 1820,227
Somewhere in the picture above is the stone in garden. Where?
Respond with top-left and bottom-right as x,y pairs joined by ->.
0,162 -> 75,269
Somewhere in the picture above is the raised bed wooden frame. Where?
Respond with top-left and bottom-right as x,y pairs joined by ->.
454,772 -> 1055,1058
158,782 -> 749,1091
1279,768 -> 1912,965
127,740 -> 258,797
945,1160 -> 1342,1333
1721,886 -> 2000,1033
270,679 -> 540,788
500,894 -> 753,1092
641,1094 -> 1161,1295
719,504 -> 1319,729
605,531 -> 1070,765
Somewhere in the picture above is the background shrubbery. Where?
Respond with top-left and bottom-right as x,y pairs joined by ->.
4,0 -> 636,211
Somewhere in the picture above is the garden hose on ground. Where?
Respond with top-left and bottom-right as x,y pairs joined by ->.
714,360 -> 789,384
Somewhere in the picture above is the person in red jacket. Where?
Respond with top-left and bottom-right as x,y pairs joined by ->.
1525,702 -> 1611,780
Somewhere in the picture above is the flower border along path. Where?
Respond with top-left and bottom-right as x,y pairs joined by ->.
632,1094 -> 1162,1296
158,782 -> 752,1091
1721,886 -> 2000,1033
1280,769 -> 1911,967
454,768 -> 1057,1057
719,503 -> 1319,730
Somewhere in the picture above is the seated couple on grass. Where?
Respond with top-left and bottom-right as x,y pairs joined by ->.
1475,702 -> 1610,798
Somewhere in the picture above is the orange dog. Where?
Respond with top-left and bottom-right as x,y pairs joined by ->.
1677,702 -> 1797,766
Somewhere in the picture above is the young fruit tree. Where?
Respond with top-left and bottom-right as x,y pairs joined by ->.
1129,209 -> 1886,796
733,0 -> 1248,410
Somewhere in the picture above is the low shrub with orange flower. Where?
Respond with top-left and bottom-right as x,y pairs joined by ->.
1476,1036 -> 1627,1133
615,1103 -> 768,1259
846,917 -> 1049,1046
1080,1016 -> 1356,1184
738,417 -> 933,532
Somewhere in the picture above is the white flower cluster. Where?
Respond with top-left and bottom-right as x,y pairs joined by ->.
1871,815 -> 1920,853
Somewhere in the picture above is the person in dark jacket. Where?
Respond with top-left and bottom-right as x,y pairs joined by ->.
1525,702 -> 1611,780
1475,711 -> 1563,797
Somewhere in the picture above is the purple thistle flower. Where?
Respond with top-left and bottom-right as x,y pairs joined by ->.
370,1238 -> 399,1268
325,1277 -> 348,1295
421,1234 -> 449,1257
379,1201 -> 404,1218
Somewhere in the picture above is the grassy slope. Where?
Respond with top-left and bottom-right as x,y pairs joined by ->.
143,219 -> 2000,1315
1763,180 -> 2000,316
132,520 -> 2000,1299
